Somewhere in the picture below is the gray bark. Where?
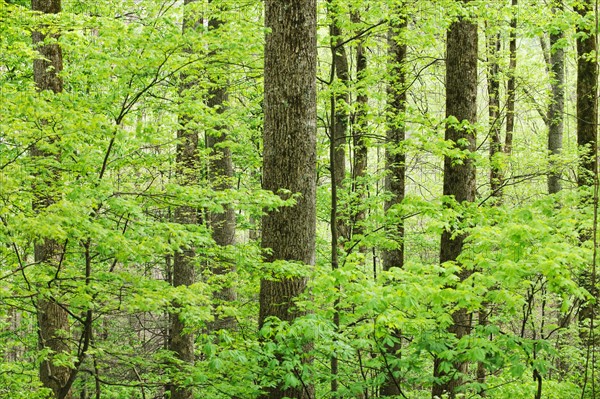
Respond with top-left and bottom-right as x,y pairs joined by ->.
259,0 -> 317,397
432,1 -> 478,397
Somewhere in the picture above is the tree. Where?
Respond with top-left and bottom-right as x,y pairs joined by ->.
547,2 -> 565,195
380,3 -> 407,396
432,0 -> 478,397
31,0 -> 73,398
504,0 -> 518,156
169,2 -> 200,397
327,0 -> 349,393
2,1 -> 599,398
575,0 -> 598,340
258,0 -> 317,398
206,6 -> 237,332
350,8 -> 369,246
328,0 -> 350,241
576,0 -> 597,189
486,27 -> 502,199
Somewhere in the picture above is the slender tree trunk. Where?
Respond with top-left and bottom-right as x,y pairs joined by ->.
487,30 -> 503,199
576,0 -> 598,189
32,1 -> 72,398
206,11 -> 237,333
478,27 -> 504,396
380,7 -> 407,397
383,11 -> 407,274
575,0 -> 598,335
259,0 -> 317,398
327,1 -> 349,394
547,3 -> 565,195
351,11 -> 368,244
169,2 -> 200,398
432,1 -> 478,397
504,0 -> 517,157
329,1 -> 350,242
328,62 -> 341,397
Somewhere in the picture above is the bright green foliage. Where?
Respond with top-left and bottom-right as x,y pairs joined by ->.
0,0 -> 598,398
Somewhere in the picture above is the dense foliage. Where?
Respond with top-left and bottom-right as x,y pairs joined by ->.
0,0 -> 598,398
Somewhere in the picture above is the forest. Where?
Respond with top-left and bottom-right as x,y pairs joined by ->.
0,0 -> 599,398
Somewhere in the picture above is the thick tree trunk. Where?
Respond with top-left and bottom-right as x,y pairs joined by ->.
432,1 -> 478,397
32,1 -> 72,398
259,0 -> 317,398
169,2 -> 200,398
380,9 -> 407,397
170,213 -> 196,399
547,5 -> 565,194
32,0 -> 63,94
169,125 -> 198,399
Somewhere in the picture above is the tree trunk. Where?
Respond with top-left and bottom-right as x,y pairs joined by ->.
207,36 -> 237,331
487,29 -> 503,199
576,0 -> 598,189
327,1 -> 349,394
383,12 -> 407,273
351,10 -> 368,245
32,1 -> 72,398
479,26 -> 504,396
504,0 -> 517,157
547,3 -> 565,195
259,0 -> 317,398
169,125 -> 198,399
380,7 -> 407,397
432,1 -> 478,397
575,0 -> 598,337
329,0 -> 350,242
169,2 -> 200,397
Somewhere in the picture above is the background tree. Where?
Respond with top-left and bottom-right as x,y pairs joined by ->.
547,1 -> 565,195
504,0 -> 518,156
486,26 -> 502,199
380,2 -> 407,396
206,0 -> 237,333
350,8 -> 369,247
168,2 -> 200,398
575,0 -> 598,343
31,0 -> 72,398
